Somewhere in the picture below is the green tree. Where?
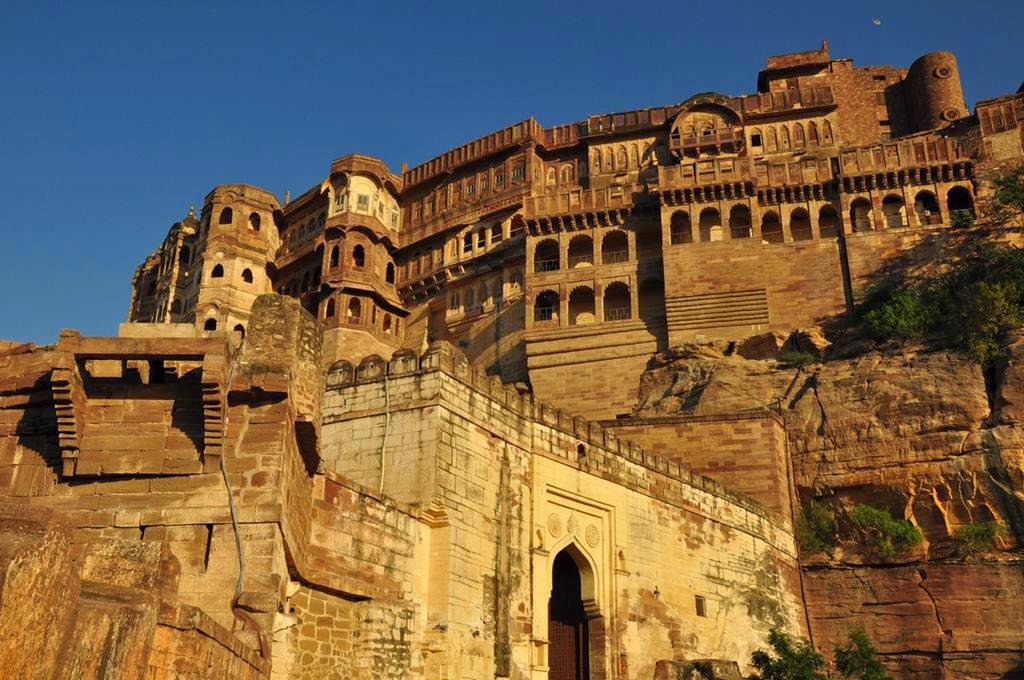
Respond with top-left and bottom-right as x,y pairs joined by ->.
849,504 -> 923,560
863,290 -> 935,341
953,521 -> 1007,554
990,163 -> 1024,223
952,280 -> 1021,363
750,628 -> 829,680
797,501 -> 838,555
834,626 -> 891,680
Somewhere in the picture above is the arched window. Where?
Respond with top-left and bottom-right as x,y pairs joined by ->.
218,207 -> 233,225
913,191 -> 941,226
761,212 -> 784,244
465,288 -> 474,308
211,264 -> 224,278
248,212 -> 261,231
241,268 -> 253,283
603,149 -> 612,171
479,282 -> 489,306
670,211 -> 692,245
602,230 -> 628,264
882,195 -> 906,228
819,205 -> 840,238
346,298 -> 362,324
698,208 -> 722,242
534,239 -> 560,272
383,314 -> 392,335
793,123 -> 805,148
822,120 -> 833,144
567,235 -> 594,268
204,318 -> 217,331
592,151 -> 601,173
385,262 -> 395,283
568,287 -> 595,326
546,167 -> 556,186
330,245 -> 340,268
850,198 -> 873,232
790,209 -> 813,241
449,292 -> 459,311
352,245 -> 365,268
947,186 -> 974,222
603,282 -> 631,322
178,247 -> 191,265
780,125 -> 791,149
729,205 -> 752,239
233,324 -> 245,338
750,127 -> 764,148
766,126 -> 778,152
616,146 -> 627,170
534,290 -> 559,325
560,165 -> 573,184
325,299 -> 335,318
808,121 -> 819,146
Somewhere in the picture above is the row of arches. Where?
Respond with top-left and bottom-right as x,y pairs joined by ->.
534,231 -> 630,273
591,142 -> 651,174
751,120 -> 833,152
327,244 -> 397,284
669,205 -> 840,244
533,279 -> 664,326
668,187 -> 974,244
209,263 -> 255,283
277,265 -> 322,296
323,296 -> 400,336
848,187 -> 972,232
217,207 -> 262,231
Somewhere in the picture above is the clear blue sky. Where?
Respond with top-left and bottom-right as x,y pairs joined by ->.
1,0 -> 1021,344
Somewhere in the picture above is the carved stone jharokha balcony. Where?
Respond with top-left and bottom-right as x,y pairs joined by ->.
670,127 -> 744,156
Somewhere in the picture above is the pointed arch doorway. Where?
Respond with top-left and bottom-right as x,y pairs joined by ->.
549,549 -> 590,680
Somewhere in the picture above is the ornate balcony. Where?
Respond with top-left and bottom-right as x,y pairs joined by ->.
670,127 -> 744,157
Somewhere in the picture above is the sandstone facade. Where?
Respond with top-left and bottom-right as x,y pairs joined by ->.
2,41 -> 1024,680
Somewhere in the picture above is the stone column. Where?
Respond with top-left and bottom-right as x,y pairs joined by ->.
629,274 -> 639,320
558,283 -> 568,328
871,193 -> 885,231
594,281 -> 604,324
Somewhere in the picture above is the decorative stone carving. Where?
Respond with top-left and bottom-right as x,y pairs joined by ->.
547,513 -> 562,538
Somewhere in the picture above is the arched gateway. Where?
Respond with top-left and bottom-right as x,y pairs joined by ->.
549,549 -> 591,680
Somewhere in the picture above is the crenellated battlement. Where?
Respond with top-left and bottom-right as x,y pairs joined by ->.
324,340 -> 782,533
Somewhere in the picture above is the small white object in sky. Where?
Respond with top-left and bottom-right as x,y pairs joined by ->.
872,18 -> 882,25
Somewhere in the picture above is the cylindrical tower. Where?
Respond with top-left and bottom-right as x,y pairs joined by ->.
904,51 -> 969,132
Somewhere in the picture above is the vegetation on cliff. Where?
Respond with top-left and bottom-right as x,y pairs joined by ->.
861,244 -> 1024,363
861,164 -> 1024,364
797,501 -> 923,561
751,626 -> 891,680
953,520 -> 1008,554
848,504 -> 924,560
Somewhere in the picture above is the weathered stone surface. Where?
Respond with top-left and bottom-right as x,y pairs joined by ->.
783,327 -> 831,359
736,331 -> 789,360
0,505 -> 78,680
635,343 -> 1024,679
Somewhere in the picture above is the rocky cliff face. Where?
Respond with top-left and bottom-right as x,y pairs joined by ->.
634,335 -> 1024,679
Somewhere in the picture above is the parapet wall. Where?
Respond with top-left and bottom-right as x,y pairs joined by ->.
323,341 -> 786,535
